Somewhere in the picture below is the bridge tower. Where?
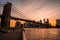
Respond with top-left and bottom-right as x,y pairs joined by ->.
1,2 -> 12,28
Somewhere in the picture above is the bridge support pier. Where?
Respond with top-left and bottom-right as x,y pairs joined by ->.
1,2 -> 12,28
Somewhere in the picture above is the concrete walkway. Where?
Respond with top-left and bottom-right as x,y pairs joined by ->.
0,30 -> 23,40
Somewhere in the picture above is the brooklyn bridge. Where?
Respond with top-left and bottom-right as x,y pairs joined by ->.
0,2 -> 51,28
0,2 -> 44,40
0,2 -> 39,28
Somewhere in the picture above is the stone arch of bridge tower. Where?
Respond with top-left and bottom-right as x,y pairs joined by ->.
1,2 -> 12,28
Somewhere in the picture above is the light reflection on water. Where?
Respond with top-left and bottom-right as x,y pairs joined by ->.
24,28 -> 60,40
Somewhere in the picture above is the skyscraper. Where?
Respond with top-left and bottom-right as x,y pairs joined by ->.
56,19 -> 60,28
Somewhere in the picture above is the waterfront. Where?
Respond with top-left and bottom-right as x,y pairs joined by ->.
0,28 -> 60,40
25,28 -> 60,40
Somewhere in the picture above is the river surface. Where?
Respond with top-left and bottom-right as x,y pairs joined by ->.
24,28 -> 60,40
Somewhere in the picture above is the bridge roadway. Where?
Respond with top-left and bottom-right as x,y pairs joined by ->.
0,29 -> 26,40
0,15 -> 36,23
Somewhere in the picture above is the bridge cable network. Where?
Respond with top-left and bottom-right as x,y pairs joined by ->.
0,3 -> 31,20
12,5 -> 31,20
0,2 -> 59,20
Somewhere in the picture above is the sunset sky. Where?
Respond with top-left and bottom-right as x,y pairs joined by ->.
0,0 -> 60,26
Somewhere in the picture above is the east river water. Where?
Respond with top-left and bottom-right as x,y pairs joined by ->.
24,28 -> 60,40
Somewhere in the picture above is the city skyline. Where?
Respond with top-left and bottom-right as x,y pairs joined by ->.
0,0 -> 60,27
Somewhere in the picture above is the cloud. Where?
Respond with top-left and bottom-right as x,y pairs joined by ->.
0,0 -> 60,20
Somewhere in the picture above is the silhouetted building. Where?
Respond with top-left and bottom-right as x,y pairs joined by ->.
37,20 -> 42,28
56,19 -> 60,28
45,19 -> 50,28
1,2 -> 12,28
39,20 -> 42,23
43,18 -> 45,23
15,21 -> 22,29
46,19 -> 49,24
24,22 -> 32,28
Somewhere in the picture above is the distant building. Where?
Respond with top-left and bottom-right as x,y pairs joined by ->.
56,19 -> 60,28
43,18 -> 45,23
24,22 -> 33,28
15,21 -> 22,29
